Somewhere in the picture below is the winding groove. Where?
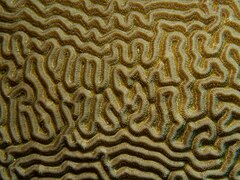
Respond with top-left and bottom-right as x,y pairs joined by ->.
0,0 -> 240,179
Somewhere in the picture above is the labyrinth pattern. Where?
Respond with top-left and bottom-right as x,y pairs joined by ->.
0,0 -> 240,179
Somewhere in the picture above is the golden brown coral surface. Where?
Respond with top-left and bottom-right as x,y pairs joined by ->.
0,0 -> 240,179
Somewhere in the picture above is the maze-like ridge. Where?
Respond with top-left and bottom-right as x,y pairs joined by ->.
0,0 -> 240,179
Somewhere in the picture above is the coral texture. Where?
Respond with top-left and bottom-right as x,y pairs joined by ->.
0,0 -> 240,179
